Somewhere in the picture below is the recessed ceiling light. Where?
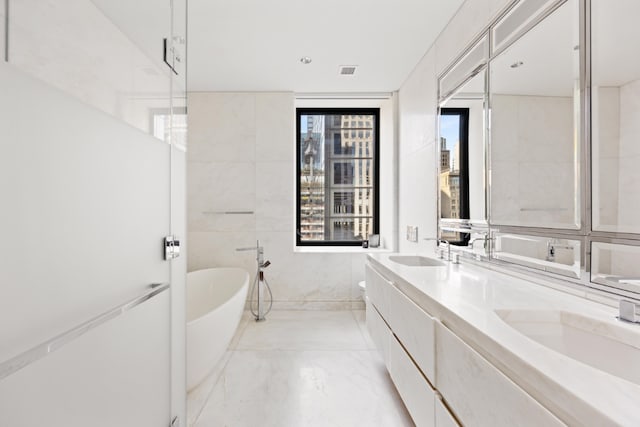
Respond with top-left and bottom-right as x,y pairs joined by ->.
510,61 -> 524,69
300,56 -> 312,64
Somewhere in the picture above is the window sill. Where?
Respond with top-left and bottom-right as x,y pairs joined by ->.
293,246 -> 393,254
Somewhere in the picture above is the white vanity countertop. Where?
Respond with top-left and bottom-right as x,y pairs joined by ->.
367,253 -> 640,426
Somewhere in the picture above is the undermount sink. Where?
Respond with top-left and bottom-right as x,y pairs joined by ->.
495,309 -> 640,386
388,255 -> 446,267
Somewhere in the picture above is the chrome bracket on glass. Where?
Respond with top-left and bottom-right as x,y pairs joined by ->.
164,235 -> 181,260
618,300 -> 640,324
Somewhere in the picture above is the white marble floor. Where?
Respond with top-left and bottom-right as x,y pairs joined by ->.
188,310 -> 414,427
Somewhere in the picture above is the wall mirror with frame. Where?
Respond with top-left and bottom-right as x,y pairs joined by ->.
437,0 -> 584,275
437,34 -> 489,249
589,0 -> 640,298
439,70 -> 487,246
591,0 -> 640,236
436,0 -> 640,294
489,0 -> 580,230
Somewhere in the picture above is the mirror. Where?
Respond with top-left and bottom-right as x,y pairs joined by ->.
439,70 -> 487,245
591,241 -> 640,296
489,0 -> 580,229
493,232 -> 581,278
591,0 -> 640,234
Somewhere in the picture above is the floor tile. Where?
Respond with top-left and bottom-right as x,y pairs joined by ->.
189,310 -> 414,427
351,309 -> 378,350
235,310 -> 369,351
195,350 -> 413,427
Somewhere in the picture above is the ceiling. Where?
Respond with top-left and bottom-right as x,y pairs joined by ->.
187,0 -> 464,93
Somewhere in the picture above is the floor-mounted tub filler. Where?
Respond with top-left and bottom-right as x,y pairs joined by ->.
186,267 -> 249,391
236,240 -> 273,321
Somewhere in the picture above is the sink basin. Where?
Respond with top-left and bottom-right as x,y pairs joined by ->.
495,309 -> 640,386
388,255 -> 445,267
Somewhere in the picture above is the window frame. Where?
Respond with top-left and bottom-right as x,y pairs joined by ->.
440,107 -> 470,246
296,107 -> 380,247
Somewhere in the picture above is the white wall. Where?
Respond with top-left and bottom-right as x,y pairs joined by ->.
398,0 -> 512,253
187,92 -> 396,309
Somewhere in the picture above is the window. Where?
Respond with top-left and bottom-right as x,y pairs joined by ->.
439,108 -> 470,245
296,108 -> 380,246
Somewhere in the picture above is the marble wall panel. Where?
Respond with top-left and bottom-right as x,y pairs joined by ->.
187,161 -> 256,232
255,161 -> 294,233
187,92 -> 256,163
491,94 -> 576,227
256,93 -> 295,162
188,92 -> 366,308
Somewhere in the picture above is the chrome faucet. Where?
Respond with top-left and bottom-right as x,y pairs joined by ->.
468,235 -> 489,250
424,237 -> 451,261
546,239 -> 574,262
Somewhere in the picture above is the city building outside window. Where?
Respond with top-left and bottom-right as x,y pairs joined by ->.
296,108 -> 380,246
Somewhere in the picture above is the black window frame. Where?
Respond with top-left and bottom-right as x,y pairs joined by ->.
440,107 -> 470,246
296,107 -> 380,247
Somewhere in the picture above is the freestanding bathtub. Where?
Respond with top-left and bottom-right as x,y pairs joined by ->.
187,267 -> 249,391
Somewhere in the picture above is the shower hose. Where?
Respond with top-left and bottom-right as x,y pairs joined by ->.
249,261 -> 273,319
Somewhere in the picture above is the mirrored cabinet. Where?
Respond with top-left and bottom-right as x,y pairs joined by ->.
490,0 -> 580,230
436,0 -> 640,298
591,0 -> 640,235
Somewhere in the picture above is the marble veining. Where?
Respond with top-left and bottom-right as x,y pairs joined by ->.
189,310 -> 412,427
368,252 -> 640,426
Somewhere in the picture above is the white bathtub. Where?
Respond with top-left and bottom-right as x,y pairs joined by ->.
186,267 -> 249,391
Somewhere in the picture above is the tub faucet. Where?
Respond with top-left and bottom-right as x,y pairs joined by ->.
236,240 -> 272,321
236,241 -> 264,265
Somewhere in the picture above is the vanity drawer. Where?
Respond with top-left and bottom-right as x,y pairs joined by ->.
365,263 -> 393,319
387,281 -> 436,383
365,297 -> 391,364
435,322 -> 565,427
388,333 -> 436,427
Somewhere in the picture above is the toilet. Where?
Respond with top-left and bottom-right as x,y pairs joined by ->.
358,280 -> 366,301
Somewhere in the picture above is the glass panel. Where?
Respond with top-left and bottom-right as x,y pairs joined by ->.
591,0 -> 640,233
591,242 -> 640,296
489,0 -> 580,229
439,35 -> 488,101
492,0 -> 561,53
9,0 -> 171,140
171,0 -> 187,151
298,111 -> 377,244
492,232 -> 581,278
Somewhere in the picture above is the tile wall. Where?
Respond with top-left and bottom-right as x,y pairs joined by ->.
187,92 -> 368,309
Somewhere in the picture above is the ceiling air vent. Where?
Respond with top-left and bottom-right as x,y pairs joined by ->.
339,65 -> 357,76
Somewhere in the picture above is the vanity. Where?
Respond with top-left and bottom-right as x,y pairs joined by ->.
365,253 -> 640,426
